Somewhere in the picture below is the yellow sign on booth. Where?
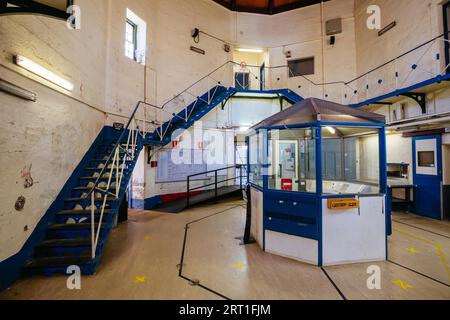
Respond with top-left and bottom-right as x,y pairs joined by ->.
327,198 -> 360,210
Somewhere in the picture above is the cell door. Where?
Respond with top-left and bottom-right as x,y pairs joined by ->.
413,135 -> 443,220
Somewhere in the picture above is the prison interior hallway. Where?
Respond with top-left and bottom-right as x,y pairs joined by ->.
0,200 -> 449,300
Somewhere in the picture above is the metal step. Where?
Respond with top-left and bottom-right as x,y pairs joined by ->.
25,255 -> 92,269
38,238 -> 91,248
48,223 -> 108,231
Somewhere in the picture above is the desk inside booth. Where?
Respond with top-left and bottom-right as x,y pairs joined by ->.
247,98 -> 388,266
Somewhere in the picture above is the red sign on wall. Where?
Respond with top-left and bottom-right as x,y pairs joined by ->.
281,179 -> 293,191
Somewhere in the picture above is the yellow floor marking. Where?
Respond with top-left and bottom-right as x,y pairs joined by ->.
134,277 -> 146,283
407,247 -> 419,254
393,227 -> 434,245
392,279 -> 413,290
233,262 -> 247,270
394,226 -> 450,283
434,244 -> 450,283
144,235 -> 152,241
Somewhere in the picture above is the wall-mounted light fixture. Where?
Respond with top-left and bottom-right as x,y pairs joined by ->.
14,55 -> 74,91
237,48 -> 264,53
0,78 -> 37,101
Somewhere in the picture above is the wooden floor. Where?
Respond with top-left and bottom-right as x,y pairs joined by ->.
0,202 -> 449,300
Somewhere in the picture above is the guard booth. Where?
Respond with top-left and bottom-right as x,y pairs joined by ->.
247,98 -> 388,266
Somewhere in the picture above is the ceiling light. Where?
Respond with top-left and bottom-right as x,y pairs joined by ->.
326,126 -> 336,134
14,55 -> 74,91
237,48 -> 264,53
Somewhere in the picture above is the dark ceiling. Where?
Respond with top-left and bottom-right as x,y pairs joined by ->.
213,0 -> 329,15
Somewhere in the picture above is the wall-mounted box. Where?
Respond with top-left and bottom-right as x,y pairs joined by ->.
326,18 -> 342,36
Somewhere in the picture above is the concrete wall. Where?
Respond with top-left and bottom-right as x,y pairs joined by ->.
262,0 -> 357,101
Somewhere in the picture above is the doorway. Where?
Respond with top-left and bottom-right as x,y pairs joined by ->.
235,72 -> 250,90
412,135 -> 443,220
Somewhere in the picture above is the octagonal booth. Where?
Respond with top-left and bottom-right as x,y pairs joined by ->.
247,98 -> 387,266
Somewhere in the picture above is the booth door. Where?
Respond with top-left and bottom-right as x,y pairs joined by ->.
274,141 -> 298,191
413,135 -> 443,220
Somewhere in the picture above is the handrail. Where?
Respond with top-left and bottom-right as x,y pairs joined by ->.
186,164 -> 247,208
86,101 -> 157,198
187,164 -> 241,178
86,100 -> 162,260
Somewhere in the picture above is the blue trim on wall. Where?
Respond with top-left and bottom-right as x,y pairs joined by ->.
0,126 -> 107,291
130,196 -> 163,211
144,196 -> 162,210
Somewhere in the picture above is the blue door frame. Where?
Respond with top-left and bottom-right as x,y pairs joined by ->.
412,135 -> 443,220
260,63 -> 265,91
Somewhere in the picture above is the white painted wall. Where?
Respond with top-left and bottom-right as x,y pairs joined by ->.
355,0 -> 450,122
0,0 -> 108,261
104,0 -> 234,125
263,0 -> 358,101
443,144 -> 450,185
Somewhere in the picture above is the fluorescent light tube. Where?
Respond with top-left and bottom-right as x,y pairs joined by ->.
237,48 -> 264,53
239,126 -> 251,132
14,55 -> 74,91
0,79 -> 37,101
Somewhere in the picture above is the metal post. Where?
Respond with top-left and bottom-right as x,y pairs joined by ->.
215,170 -> 218,201
187,177 -> 190,209
91,192 -> 95,259
239,165 -> 243,190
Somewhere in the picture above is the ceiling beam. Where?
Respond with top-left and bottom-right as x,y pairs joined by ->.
268,0 -> 274,15
213,0 -> 330,15
0,0 -> 71,19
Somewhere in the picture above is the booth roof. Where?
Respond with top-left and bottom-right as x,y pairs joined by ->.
250,97 -> 386,130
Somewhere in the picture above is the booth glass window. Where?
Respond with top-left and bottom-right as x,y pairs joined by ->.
249,132 -> 264,187
321,126 -> 380,195
268,128 -> 316,192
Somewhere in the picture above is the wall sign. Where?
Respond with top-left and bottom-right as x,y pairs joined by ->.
190,46 -> 205,55
327,198 -> 360,210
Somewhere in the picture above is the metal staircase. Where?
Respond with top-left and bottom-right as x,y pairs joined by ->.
24,123 -> 144,276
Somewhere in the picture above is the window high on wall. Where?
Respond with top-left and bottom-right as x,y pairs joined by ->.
125,19 -> 137,60
125,9 -> 147,65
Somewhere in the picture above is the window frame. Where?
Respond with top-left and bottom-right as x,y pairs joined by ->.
125,18 -> 138,61
287,57 -> 315,78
